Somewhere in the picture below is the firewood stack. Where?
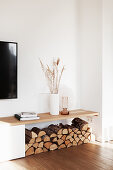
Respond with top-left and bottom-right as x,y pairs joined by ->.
25,118 -> 91,156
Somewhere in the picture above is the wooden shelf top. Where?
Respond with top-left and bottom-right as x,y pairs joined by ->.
0,109 -> 99,126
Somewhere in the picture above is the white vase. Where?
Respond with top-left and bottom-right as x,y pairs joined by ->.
50,94 -> 59,115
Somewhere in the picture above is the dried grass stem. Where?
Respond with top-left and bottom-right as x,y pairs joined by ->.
40,58 -> 64,94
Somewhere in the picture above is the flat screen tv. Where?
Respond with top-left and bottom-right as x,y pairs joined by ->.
0,41 -> 17,99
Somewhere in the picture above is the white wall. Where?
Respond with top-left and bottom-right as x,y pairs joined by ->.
79,0 -> 102,140
79,0 -> 113,141
102,0 -> 113,141
1,0 -> 110,141
0,0 -> 80,116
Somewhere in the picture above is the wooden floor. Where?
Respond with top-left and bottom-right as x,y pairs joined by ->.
1,143 -> 113,170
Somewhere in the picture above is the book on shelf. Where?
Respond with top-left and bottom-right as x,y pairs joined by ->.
20,112 -> 37,118
15,114 -> 40,121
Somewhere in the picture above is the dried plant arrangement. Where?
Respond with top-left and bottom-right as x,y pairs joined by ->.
40,58 -> 64,94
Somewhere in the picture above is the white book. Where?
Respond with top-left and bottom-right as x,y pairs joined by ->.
20,112 -> 38,118
15,114 -> 40,121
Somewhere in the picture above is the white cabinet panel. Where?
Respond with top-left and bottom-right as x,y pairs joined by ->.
0,125 -> 25,162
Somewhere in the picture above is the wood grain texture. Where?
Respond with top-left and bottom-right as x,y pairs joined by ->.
0,109 -> 99,126
1,143 -> 113,170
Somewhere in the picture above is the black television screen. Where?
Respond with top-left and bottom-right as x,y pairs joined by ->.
0,41 -> 17,99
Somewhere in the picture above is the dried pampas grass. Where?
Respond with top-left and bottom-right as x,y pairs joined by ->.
40,58 -> 64,94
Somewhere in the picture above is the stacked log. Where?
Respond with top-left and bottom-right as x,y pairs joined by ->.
25,118 -> 91,156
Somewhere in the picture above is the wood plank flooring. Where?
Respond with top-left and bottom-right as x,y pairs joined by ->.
1,143 -> 113,170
